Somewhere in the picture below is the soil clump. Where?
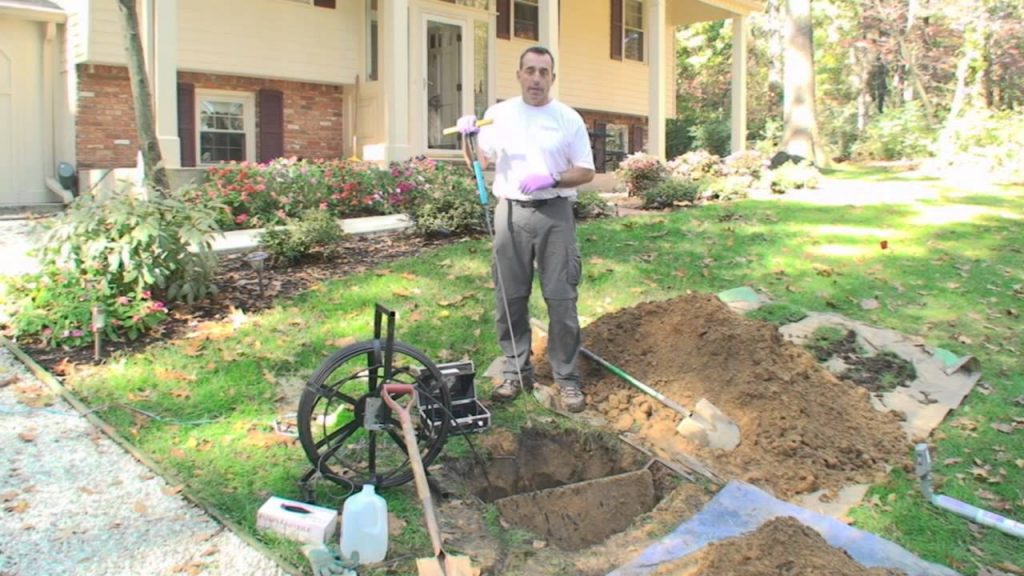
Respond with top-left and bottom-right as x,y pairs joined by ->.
557,292 -> 910,499
653,515 -> 905,575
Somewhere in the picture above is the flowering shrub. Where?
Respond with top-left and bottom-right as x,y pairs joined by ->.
616,153 -> 668,197
1,190 -> 215,347
182,157 -> 462,230
722,150 -> 769,179
667,150 -> 722,181
2,271 -> 167,347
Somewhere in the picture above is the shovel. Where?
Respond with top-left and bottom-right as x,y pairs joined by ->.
380,384 -> 475,576
529,318 -> 741,451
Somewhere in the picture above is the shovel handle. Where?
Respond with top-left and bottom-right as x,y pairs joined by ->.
380,384 -> 446,557
441,118 -> 494,136
527,318 -> 693,418
578,347 -> 693,418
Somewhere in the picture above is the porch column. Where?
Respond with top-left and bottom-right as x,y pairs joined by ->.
647,0 -> 667,159
730,15 -> 748,153
540,0 -> 559,100
140,0 -> 180,167
383,0 -> 411,162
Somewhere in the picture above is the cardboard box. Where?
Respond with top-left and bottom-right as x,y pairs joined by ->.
256,496 -> 338,544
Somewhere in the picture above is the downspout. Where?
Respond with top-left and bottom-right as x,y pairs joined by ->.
43,21 -> 73,203
914,444 -> 1024,539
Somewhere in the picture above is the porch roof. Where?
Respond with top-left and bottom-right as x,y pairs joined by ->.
0,0 -> 65,22
670,0 -> 763,26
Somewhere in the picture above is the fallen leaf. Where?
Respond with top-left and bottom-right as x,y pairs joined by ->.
162,485 -> 185,496
4,501 -> 29,514
1,491 -> 19,501
860,298 -> 881,310
170,388 -> 193,399
327,336 -> 357,349
156,368 -> 197,383
169,448 -> 188,459
532,540 -> 548,549
18,430 -> 37,442
995,562 -> 1024,575
0,374 -> 20,387
388,512 -> 407,537
133,501 -> 148,514
992,422 -> 1016,434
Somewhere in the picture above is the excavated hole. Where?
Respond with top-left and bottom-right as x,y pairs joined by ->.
451,427 -> 681,551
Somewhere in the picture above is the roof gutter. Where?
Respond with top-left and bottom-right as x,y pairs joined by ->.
0,2 -> 66,23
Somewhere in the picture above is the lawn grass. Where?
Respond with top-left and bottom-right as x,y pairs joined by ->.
65,166 -> 1024,575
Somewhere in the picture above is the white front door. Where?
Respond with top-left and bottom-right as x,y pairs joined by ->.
423,15 -> 464,152
0,18 -> 48,206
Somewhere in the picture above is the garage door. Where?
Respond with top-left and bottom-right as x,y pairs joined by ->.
0,18 -> 47,206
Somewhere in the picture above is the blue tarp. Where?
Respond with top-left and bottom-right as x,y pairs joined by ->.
609,481 -> 959,576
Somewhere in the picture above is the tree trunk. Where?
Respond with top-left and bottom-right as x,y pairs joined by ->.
781,0 -> 826,166
117,0 -> 169,197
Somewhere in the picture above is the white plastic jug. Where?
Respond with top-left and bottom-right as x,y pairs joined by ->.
340,483 -> 388,564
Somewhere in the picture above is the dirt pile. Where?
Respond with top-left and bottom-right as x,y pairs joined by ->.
655,516 -> 904,575
572,293 -> 909,499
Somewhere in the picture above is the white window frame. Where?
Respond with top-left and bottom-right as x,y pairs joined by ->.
623,0 -> 645,62
196,90 -> 256,165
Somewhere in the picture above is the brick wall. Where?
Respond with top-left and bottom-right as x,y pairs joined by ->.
77,65 -> 137,169
75,65 -> 345,169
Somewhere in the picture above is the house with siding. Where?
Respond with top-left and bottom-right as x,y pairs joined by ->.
0,0 -> 761,207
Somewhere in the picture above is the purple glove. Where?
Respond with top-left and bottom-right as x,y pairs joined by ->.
519,173 -> 556,195
456,115 -> 479,135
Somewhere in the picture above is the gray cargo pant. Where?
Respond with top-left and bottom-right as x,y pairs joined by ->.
492,197 -> 582,390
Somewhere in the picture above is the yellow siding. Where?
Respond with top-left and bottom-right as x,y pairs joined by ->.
495,2 -> 675,118
76,0 -> 361,84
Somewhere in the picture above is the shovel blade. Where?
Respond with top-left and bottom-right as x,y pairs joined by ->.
676,398 -> 741,451
415,555 -> 477,576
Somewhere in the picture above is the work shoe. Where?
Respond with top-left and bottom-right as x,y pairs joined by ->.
491,379 -> 522,401
491,373 -> 536,401
559,385 -> 586,413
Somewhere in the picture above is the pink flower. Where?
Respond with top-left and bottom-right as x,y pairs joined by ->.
235,213 -> 250,225
142,290 -> 152,299
116,296 -> 131,306
150,301 -> 166,312
71,329 -> 83,337
319,202 -> 328,210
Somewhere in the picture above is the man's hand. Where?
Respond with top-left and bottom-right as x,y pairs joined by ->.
302,544 -> 358,576
456,115 -> 480,135
519,173 -> 556,195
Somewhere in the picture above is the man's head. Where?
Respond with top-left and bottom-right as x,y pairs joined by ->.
517,46 -> 555,106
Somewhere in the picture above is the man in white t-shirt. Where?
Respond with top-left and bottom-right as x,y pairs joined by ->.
457,45 -> 595,413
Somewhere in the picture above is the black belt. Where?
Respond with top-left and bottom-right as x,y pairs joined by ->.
508,197 -> 564,209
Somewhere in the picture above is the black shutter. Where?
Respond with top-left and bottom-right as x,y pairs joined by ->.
594,121 -> 607,173
497,0 -> 511,40
630,124 -> 644,154
313,0 -> 336,8
610,0 -> 623,60
258,89 -> 284,162
177,82 -> 196,167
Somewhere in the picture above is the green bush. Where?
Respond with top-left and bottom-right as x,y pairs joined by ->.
573,190 -> 615,220
616,153 -> 668,197
932,108 -> 1024,183
407,161 -> 483,237
700,175 -> 754,201
769,161 -> 820,194
259,210 -> 347,265
689,116 -> 732,157
642,178 -> 700,209
851,103 -> 935,161
1,190 -> 218,347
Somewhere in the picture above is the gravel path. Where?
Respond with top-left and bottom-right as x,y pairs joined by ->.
0,345 -> 289,576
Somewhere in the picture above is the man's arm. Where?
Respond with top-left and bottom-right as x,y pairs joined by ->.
555,166 -> 594,188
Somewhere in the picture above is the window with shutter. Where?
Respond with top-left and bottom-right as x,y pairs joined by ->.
611,0 -> 644,62
196,90 -> 256,164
